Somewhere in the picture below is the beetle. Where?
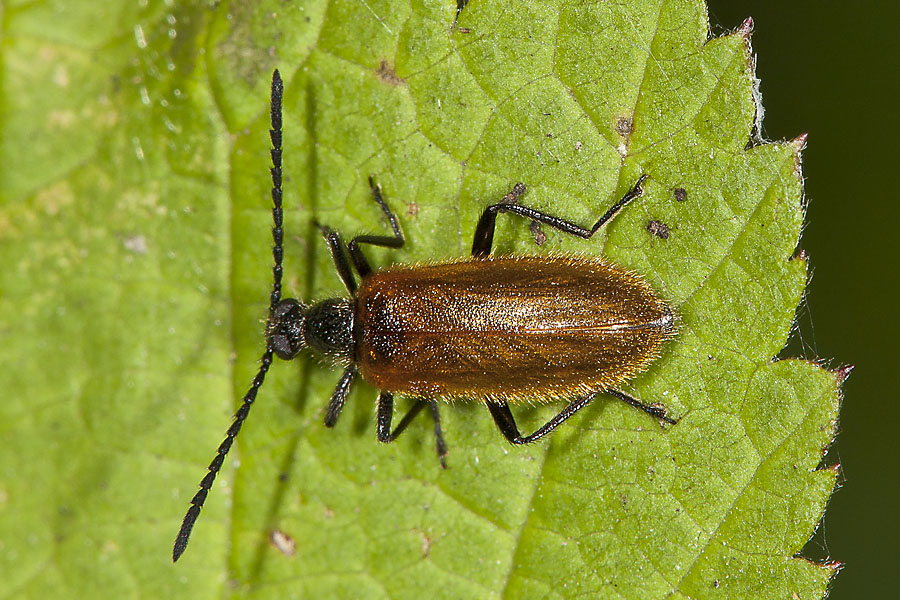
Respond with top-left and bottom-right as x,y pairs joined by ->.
173,70 -> 677,561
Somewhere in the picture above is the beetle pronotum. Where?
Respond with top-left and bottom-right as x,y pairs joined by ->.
173,70 -> 677,561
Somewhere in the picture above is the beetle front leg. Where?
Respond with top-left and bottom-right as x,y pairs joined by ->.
324,365 -> 356,427
348,177 -> 405,277
471,175 -> 648,256
318,226 -> 357,295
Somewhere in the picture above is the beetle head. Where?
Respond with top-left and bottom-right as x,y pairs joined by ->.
268,298 -> 308,359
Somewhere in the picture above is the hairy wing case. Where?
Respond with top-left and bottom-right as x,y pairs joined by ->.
355,255 -> 675,402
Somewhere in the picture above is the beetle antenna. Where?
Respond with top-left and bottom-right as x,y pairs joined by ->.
173,69 -> 285,562
268,69 -> 284,310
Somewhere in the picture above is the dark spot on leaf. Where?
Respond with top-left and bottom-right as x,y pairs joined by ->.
376,60 -> 405,86
615,116 -> 633,137
647,219 -> 670,240
674,187 -> 687,202
529,221 -> 546,246
502,182 -> 527,204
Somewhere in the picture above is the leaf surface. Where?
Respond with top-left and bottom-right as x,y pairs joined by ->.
0,1 -> 841,598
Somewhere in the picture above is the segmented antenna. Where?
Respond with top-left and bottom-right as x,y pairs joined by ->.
173,69 -> 285,562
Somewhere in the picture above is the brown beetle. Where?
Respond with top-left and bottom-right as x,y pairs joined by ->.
173,70 -> 677,561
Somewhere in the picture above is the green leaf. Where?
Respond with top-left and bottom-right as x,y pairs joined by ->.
0,1 -> 843,598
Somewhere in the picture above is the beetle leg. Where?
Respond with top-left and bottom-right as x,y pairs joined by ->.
471,175 -> 648,256
348,176 -> 405,277
317,226 -> 357,294
376,396 -> 449,468
607,389 -> 678,425
428,401 -> 448,468
488,386 -> 676,445
324,365 -> 357,427
376,391 -> 395,442
487,395 -> 595,444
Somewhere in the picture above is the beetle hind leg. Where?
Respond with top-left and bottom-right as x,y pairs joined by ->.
428,400 -> 448,468
487,395 -> 595,444
607,389 -> 677,425
488,387 -> 676,444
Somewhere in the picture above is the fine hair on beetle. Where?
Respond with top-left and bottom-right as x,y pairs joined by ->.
173,69 -> 678,562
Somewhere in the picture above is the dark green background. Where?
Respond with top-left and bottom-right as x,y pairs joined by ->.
708,2 -> 898,598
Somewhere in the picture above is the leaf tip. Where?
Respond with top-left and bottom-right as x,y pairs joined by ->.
790,248 -> 808,262
828,559 -> 846,575
833,363 -> 855,385
738,16 -> 755,38
789,132 -> 809,152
